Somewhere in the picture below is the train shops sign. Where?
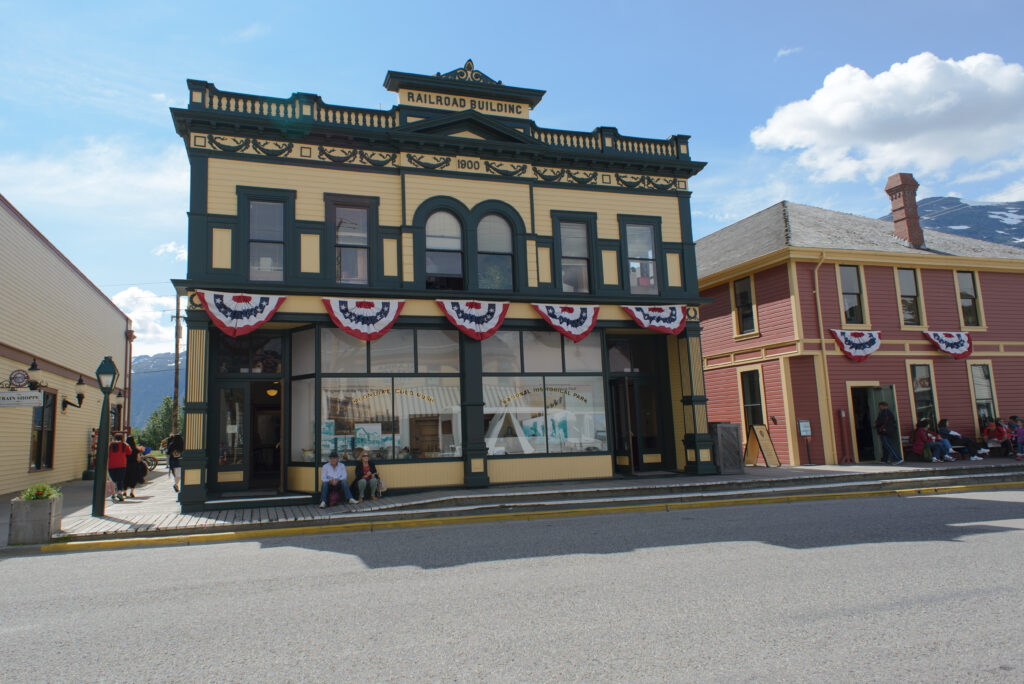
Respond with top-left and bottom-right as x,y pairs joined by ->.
398,89 -> 530,118
0,390 -> 43,407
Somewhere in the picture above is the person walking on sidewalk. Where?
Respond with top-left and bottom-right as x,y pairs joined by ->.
319,453 -> 357,508
108,433 -> 131,502
163,433 -> 184,493
123,434 -> 144,498
874,402 -> 903,464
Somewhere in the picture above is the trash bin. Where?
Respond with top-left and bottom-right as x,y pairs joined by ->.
710,422 -> 743,474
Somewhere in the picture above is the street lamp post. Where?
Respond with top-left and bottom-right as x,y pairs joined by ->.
91,356 -> 119,517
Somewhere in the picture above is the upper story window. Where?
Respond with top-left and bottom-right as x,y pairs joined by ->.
733,276 -> 755,335
839,264 -> 865,325
560,222 -> 590,294
425,210 -> 464,290
477,213 -> 513,290
897,268 -> 922,326
626,223 -> 658,295
334,205 -> 369,285
249,201 -> 284,281
956,271 -> 982,327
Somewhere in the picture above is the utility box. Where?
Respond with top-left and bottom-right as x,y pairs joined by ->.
710,422 -> 743,474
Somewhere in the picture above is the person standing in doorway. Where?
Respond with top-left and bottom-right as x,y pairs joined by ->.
873,402 -> 903,464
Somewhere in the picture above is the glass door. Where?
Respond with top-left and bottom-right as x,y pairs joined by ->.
215,383 -> 248,490
609,377 -> 638,473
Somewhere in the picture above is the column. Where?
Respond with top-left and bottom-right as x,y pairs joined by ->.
179,314 -> 210,510
678,309 -> 716,474
459,336 -> 489,487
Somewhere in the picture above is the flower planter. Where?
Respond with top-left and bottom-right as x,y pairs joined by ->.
9,495 -> 62,545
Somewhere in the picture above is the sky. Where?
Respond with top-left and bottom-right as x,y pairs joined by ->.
2,0 -> 1023,356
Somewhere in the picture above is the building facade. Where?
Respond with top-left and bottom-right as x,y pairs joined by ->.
0,193 -> 132,495
170,62 -> 712,511
696,174 -> 1024,465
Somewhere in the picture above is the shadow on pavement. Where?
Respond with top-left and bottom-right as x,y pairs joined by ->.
251,492 -> 1024,569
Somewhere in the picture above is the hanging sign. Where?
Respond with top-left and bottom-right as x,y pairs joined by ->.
322,298 -> 405,341
531,304 -> 600,342
620,305 -> 687,335
829,329 -> 882,362
0,390 -> 43,407
923,331 -> 972,359
197,290 -> 287,338
436,300 -> 510,340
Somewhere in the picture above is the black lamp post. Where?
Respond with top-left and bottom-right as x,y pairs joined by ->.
91,356 -> 119,517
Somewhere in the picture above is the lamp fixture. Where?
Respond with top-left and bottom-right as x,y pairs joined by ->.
76,375 -> 85,386
116,390 -> 124,399
95,356 -> 118,391
266,382 -> 280,398
62,392 -> 85,411
27,358 -> 39,372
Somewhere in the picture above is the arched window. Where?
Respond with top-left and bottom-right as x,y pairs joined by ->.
476,213 -> 513,290
425,210 -> 463,289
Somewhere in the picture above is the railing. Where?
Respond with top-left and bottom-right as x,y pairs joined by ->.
187,81 -> 688,159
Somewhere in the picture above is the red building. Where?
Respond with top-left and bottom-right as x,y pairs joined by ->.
696,174 -> 1024,465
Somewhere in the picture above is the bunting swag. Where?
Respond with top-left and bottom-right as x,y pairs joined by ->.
620,305 -> 687,335
197,290 -> 287,338
436,300 -> 510,340
923,331 -> 972,359
322,298 -> 405,341
829,329 -> 882,362
532,304 -> 600,342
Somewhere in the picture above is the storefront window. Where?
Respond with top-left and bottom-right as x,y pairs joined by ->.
483,376 -> 547,454
482,331 -> 522,373
322,377 -> 395,460
370,329 -> 415,374
290,378 -> 315,462
292,328 -> 315,376
416,330 -> 460,373
219,388 -> 245,466
252,336 -> 282,374
564,335 -> 602,372
522,330 -> 562,372
394,377 -> 461,458
544,376 -> 607,453
321,328 -> 367,373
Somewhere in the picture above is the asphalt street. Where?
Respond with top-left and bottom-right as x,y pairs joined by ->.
2,490 -> 1023,682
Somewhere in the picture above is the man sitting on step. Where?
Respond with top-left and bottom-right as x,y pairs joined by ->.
320,452 -> 357,508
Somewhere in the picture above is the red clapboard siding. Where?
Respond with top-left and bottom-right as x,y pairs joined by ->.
704,359 -> 790,464
919,268 -> 961,331
699,264 -> 795,356
789,355 -> 824,464
705,365 -> 740,424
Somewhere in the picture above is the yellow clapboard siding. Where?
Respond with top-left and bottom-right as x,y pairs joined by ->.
602,250 -> 619,286
300,233 -> 320,273
207,158 -> 402,224
402,232 -> 415,282
667,252 -> 681,287
532,186 -> 682,242
488,455 -> 612,483
537,245 -> 552,283
186,327 -> 207,403
526,240 -> 538,287
211,228 -> 232,269
383,238 -> 399,277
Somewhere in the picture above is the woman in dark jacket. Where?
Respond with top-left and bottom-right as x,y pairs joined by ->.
123,434 -> 143,497
353,448 -> 380,502
937,418 -> 987,460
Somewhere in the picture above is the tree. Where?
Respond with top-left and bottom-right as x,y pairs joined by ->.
134,396 -> 184,450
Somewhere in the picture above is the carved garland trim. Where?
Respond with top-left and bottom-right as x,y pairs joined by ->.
533,166 -> 565,182
360,151 -> 397,167
318,146 -> 358,163
252,140 -> 293,157
485,161 -> 527,177
207,135 -> 250,153
407,154 -> 451,170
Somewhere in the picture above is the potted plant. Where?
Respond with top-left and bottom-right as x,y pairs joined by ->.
9,483 -> 63,545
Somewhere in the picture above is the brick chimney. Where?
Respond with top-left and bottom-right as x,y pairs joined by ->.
885,172 -> 924,248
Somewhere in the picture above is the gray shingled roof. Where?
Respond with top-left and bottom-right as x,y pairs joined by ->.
696,201 -> 1024,280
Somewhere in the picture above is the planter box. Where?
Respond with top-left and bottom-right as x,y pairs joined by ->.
9,496 -> 62,545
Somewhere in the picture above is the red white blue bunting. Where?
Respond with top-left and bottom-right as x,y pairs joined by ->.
532,304 -> 600,342
621,305 -> 687,335
830,329 -> 882,362
923,331 -> 972,359
322,298 -> 405,341
197,290 -> 287,338
437,300 -> 510,340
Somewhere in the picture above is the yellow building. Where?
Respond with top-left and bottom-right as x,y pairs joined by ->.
0,193 -> 132,496
170,61 -> 712,511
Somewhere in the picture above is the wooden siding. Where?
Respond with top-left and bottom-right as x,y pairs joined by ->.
532,187 -> 681,241
788,355 -> 825,464
488,454 -> 611,483
700,264 -> 795,356
404,174 -> 531,228
703,359 -> 790,464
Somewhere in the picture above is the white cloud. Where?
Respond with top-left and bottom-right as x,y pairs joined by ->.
776,47 -> 802,59
980,178 -> 1024,202
751,52 -> 1024,182
153,241 -> 187,261
112,287 -> 181,357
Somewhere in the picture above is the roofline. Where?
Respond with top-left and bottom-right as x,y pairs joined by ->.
698,245 -> 1024,290
0,192 -> 130,324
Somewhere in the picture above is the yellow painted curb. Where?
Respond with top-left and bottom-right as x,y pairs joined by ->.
40,479 -> 1024,553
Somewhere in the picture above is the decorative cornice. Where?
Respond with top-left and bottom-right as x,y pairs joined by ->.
438,59 -> 499,85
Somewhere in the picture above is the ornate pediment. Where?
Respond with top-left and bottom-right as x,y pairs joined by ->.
396,110 -> 536,145
436,59 -> 501,85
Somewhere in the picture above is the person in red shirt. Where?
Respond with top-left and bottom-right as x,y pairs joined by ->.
108,433 -> 131,502
983,418 -> 1012,456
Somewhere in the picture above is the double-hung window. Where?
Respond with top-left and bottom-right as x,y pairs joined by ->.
477,213 -> 513,290
909,363 -> 936,425
733,276 -> 755,335
968,362 -> 996,428
897,268 -> 922,326
625,223 -> 658,295
560,222 -> 590,293
839,264 -> 865,325
425,210 -> 464,290
334,205 -> 369,285
740,369 -> 764,433
956,271 -> 982,327
249,201 -> 284,281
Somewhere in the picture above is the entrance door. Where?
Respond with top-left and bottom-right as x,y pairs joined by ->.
609,377 -> 639,473
850,385 -> 899,462
215,383 -> 249,490
214,381 -> 284,492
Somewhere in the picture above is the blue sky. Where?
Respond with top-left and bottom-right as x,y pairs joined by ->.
2,0 -> 1023,355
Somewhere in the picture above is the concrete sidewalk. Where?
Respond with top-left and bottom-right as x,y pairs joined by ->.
5,459 -> 1024,551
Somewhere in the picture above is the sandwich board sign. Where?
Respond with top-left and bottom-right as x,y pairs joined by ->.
744,424 -> 781,467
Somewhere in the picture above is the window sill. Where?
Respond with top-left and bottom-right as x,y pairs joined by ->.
733,331 -> 761,342
839,322 -> 873,330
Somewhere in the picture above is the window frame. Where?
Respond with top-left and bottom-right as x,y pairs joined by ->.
28,389 -> 57,472
966,360 -> 998,438
424,209 -> 466,291
325,193 -> 378,287
737,366 -> 766,441
905,359 -> 939,427
731,275 -> 758,338
553,211 -> 597,295
894,266 -> 927,330
836,263 -> 870,328
955,270 -> 986,330
618,215 -> 663,296
474,212 -> 515,292
237,187 -> 296,284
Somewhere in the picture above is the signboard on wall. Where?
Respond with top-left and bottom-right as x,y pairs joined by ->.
0,390 -> 43,407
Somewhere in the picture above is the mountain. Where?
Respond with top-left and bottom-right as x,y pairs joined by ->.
880,197 -> 1024,247
130,351 -> 186,429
